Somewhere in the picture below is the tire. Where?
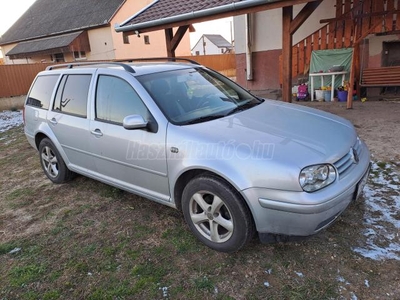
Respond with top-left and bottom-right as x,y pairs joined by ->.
38,138 -> 74,184
182,175 -> 255,252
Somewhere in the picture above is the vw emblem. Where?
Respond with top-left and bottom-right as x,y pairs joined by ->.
350,148 -> 359,164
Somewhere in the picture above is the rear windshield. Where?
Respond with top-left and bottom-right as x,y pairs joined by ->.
26,75 -> 59,110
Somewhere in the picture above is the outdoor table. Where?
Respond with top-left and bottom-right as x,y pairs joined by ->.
310,71 -> 348,101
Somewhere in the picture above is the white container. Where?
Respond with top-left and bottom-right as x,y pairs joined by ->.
315,89 -> 324,101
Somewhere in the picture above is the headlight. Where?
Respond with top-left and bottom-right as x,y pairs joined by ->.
299,164 -> 336,192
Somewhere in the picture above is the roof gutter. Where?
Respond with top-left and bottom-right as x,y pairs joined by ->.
115,0 -> 283,32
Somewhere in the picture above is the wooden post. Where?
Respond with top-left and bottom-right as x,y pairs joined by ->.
164,26 -> 189,58
165,28 -> 174,57
282,6 -> 293,102
347,47 -> 356,109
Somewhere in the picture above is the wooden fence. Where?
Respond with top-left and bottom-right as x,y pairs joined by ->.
0,63 -> 51,98
0,54 -> 236,98
182,54 -> 236,77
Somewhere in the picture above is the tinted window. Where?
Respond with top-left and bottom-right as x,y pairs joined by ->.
137,68 -> 261,125
96,75 -> 149,124
26,75 -> 59,109
53,74 -> 91,117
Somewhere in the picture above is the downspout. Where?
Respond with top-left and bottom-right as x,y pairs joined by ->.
245,13 -> 253,81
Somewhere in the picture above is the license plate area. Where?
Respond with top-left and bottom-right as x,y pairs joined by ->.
353,164 -> 371,201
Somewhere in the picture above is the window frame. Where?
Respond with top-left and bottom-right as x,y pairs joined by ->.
52,74 -> 91,118
94,74 -> 151,126
73,51 -> 87,60
51,53 -> 65,63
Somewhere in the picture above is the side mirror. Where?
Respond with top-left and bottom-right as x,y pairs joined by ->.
122,115 -> 148,130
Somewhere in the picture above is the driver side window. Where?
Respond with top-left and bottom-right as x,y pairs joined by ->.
96,75 -> 149,124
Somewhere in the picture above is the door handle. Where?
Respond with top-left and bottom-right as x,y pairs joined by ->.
91,129 -> 103,137
49,118 -> 57,125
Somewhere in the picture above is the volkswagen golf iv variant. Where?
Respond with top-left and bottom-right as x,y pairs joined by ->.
24,60 -> 370,252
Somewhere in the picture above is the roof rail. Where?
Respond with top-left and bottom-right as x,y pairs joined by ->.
115,57 -> 200,65
46,62 -> 135,73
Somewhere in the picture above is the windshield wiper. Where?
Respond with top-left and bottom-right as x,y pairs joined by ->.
225,99 -> 264,116
185,114 -> 226,125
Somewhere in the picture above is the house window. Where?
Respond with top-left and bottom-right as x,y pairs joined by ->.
123,34 -> 130,44
195,51 -> 200,56
52,53 -> 65,62
73,51 -> 86,60
144,35 -> 150,45
221,49 -> 224,54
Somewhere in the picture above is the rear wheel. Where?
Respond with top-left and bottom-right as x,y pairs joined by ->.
182,175 -> 254,252
38,138 -> 73,183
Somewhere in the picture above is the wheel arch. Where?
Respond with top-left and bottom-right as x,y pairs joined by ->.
35,132 -> 48,150
173,169 -> 255,224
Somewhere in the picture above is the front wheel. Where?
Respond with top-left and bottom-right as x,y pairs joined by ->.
182,175 -> 255,252
38,138 -> 74,184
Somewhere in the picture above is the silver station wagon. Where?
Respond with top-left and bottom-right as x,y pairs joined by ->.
24,59 -> 370,252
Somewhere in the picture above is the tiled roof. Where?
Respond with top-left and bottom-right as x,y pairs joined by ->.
116,0 -> 287,32
124,0 -> 241,25
204,34 -> 232,48
6,31 -> 83,56
0,0 -> 125,45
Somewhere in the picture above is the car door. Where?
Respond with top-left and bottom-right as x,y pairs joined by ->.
47,72 -> 96,172
89,71 -> 170,201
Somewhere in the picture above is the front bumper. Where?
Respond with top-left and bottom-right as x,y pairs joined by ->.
241,142 -> 370,238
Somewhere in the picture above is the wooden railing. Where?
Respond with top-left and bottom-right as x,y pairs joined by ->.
361,66 -> 400,87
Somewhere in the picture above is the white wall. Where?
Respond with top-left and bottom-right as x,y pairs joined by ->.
86,27 -> 116,61
234,0 -> 336,54
191,36 -> 224,55
0,43 -> 39,64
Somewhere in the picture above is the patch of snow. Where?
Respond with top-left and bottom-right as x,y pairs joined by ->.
159,286 -> 169,298
9,247 -> 21,254
337,275 -> 350,285
364,279 -> 369,288
294,271 -> 304,278
0,110 -> 23,133
350,292 -> 358,300
263,281 -> 270,288
353,162 -> 400,260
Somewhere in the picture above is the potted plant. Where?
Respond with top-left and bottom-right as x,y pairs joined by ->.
337,82 -> 348,102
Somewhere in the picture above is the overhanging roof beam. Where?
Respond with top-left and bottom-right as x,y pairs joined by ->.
290,0 -> 322,34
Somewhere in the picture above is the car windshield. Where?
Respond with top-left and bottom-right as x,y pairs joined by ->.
136,67 -> 262,125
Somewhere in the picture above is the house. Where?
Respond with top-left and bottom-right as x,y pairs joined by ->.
191,34 -> 233,55
113,0 -> 400,106
0,0 -> 191,64
233,0 -> 400,94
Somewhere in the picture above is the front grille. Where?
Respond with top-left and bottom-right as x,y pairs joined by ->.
334,138 -> 362,178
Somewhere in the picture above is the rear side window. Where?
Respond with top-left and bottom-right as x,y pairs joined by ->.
53,74 -> 91,117
95,75 -> 149,124
26,75 -> 59,109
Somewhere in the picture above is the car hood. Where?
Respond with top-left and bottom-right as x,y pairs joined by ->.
176,100 -> 356,167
